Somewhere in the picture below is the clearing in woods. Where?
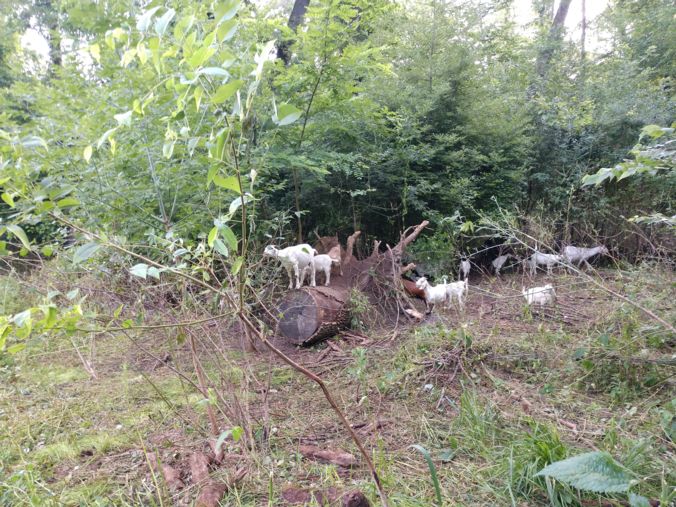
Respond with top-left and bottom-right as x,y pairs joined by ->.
0,266 -> 674,505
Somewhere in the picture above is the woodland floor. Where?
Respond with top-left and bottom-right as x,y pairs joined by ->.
0,266 -> 674,506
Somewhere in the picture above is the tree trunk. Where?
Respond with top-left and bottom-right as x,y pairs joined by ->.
277,0 -> 311,64
534,0 -> 573,81
275,222 -> 428,345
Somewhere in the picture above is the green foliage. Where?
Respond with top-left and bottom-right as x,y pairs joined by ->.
535,451 -> 633,493
409,445 -> 442,505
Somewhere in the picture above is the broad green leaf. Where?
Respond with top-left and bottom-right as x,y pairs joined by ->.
137,6 -> 161,32
228,193 -> 252,216
97,128 -> 118,149
7,225 -> 30,250
154,8 -> 175,36
207,226 -> 218,247
215,0 -> 241,23
121,48 -> 136,67
213,174 -> 241,194
535,451 -> 632,493
41,245 -> 54,257
197,67 -> 229,77
174,14 -> 195,40
212,80 -> 242,104
73,242 -> 100,264
273,103 -> 302,126
83,145 -> 93,162
221,225 -> 237,251
231,256 -> 243,275
114,111 -> 132,127
163,141 -> 175,159
628,494 -> 651,507
147,266 -> 161,280
216,19 -> 238,42
188,46 -> 216,69
213,239 -> 228,256
7,343 -> 26,354
130,263 -> 149,279
57,197 -> 80,208
1,192 -> 14,207
13,309 -> 31,328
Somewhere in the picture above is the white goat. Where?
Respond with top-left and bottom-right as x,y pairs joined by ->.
263,244 -> 316,289
327,244 -> 343,276
446,278 -> 468,309
528,252 -> 563,276
492,254 -> 513,276
415,277 -> 449,313
459,258 -> 471,280
302,254 -> 334,287
522,284 -> 557,307
562,245 -> 608,268
415,277 -> 468,313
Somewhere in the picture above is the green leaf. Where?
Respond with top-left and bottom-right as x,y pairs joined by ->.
154,8 -> 175,36
231,256 -> 243,275
208,226 -> 218,247
137,6 -> 161,32
215,0 -> 241,23
1,192 -> 14,207
273,103 -> 302,126
83,145 -> 93,162
7,225 -> 30,250
57,197 -> 80,208
130,263 -> 149,279
89,43 -> 101,63
114,111 -> 132,127
97,128 -> 118,149
41,245 -> 54,257
211,80 -> 242,104
13,309 -> 31,328
216,19 -> 238,42
7,343 -> 26,354
628,494 -> 651,507
73,242 -> 100,264
188,46 -> 216,69
147,266 -> 161,280
212,174 -> 241,194
535,451 -> 632,493
163,141 -> 175,159
213,239 -> 228,257
410,445 -> 443,505
197,67 -> 229,77
221,225 -> 237,251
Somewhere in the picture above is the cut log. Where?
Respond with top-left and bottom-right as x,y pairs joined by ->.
275,222 -> 429,345
277,286 -> 351,345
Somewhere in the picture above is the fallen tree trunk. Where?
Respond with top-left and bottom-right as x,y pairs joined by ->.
276,222 -> 428,345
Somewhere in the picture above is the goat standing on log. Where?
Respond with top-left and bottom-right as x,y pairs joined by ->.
302,254 -> 335,287
264,244 -> 317,289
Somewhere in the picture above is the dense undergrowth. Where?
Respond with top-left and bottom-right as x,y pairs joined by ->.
1,260 -> 673,506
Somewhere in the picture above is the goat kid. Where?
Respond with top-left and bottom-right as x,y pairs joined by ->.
263,243 -> 317,289
446,278 -> 468,309
302,254 -> 334,287
522,284 -> 556,307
